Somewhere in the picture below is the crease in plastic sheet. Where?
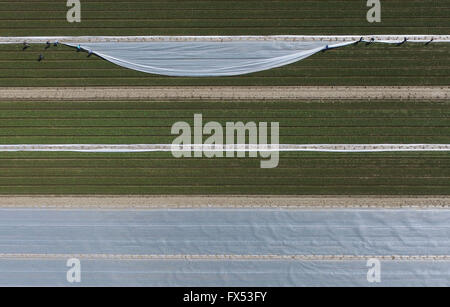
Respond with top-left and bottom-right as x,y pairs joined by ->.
65,40 -> 355,76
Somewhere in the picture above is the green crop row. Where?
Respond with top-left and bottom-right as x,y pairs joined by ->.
0,43 -> 449,86
0,99 -> 448,195
0,151 -> 448,195
0,99 -> 448,144
0,0 -> 448,36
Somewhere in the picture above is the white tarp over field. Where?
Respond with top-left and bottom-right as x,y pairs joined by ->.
66,40 -> 354,77
1,35 -> 449,77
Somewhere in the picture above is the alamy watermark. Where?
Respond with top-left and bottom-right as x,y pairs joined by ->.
366,0 -> 381,23
366,258 -> 381,283
171,114 -> 280,168
67,0 -> 81,23
66,258 -> 81,283
66,1 -> 380,25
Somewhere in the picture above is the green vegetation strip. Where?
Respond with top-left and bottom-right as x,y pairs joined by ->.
0,152 -> 449,195
0,99 -> 448,195
0,43 -> 448,86
0,99 -> 448,144
0,0 -> 448,36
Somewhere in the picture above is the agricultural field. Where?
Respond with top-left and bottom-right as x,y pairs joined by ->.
0,0 -> 448,36
0,0 -> 448,196
0,99 -> 449,144
0,43 -> 449,86
0,0 -> 449,87
0,99 -> 448,195
0,0 -> 449,289
0,151 -> 449,195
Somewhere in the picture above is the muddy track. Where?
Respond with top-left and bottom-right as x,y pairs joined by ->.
0,196 -> 449,209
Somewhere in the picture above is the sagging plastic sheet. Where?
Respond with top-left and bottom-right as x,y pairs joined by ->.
66,40 -> 354,77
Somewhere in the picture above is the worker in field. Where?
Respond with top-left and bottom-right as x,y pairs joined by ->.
354,37 -> 364,45
365,37 -> 375,46
321,45 -> 330,53
38,54 -> 44,62
397,37 -> 407,46
22,42 -> 30,50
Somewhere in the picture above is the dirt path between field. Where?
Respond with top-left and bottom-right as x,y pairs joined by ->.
0,196 -> 448,209
0,86 -> 448,101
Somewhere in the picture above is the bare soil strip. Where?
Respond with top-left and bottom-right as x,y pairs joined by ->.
0,196 -> 449,209
1,86 -> 448,101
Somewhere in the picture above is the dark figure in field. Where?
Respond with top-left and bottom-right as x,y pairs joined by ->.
396,37 -> 407,46
365,37 -> 375,46
87,50 -> 93,57
45,41 -> 51,49
354,37 -> 364,45
37,54 -> 44,62
22,42 -> 30,51
76,45 -> 82,52
53,41 -> 59,47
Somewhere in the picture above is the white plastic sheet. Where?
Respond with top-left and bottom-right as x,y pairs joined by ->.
2,35 -> 448,77
1,259 -> 449,286
1,209 -> 450,286
66,40 -> 355,76
0,144 -> 449,152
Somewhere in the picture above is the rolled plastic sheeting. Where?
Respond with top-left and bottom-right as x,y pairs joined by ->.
65,40 -> 354,77
0,144 -> 449,152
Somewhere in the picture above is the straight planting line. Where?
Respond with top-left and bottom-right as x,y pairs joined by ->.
0,144 -> 449,152
1,253 -> 450,261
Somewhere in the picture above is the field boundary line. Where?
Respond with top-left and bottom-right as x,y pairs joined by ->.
0,196 -> 449,209
0,144 -> 449,152
0,86 -> 448,100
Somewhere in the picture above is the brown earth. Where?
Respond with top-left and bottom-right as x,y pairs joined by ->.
0,196 -> 449,209
0,86 -> 448,101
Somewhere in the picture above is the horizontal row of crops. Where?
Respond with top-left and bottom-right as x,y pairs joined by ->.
0,0 -> 448,36
1,0 -> 448,195
0,151 -> 449,195
0,99 -> 448,195
0,99 -> 448,144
